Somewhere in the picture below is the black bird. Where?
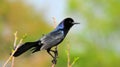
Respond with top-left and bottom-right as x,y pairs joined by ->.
13,18 -> 79,64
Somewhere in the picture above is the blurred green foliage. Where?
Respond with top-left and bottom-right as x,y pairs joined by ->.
0,0 -> 51,60
67,0 -> 120,67
0,0 -> 120,67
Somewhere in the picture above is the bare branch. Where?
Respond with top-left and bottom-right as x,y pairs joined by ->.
67,44 -> 71,67
52,17 -> 57,28
3,31 -> 24,67
51,17 -> 57,67
11,31 -> 18,67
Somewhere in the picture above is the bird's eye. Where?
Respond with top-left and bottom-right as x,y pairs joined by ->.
69,21 -> 73,24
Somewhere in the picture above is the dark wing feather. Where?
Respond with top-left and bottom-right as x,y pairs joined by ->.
40,30 -> 64,50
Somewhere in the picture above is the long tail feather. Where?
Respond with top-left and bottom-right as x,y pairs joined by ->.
13,41 -> 41,57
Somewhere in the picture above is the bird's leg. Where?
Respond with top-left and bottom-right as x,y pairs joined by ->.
51,46 -> 58,64
47,48 -> 56,64
54,46 -> 58,57
47,48 -> 54,58
47,47 -> 58,64
50,49 -> 58,57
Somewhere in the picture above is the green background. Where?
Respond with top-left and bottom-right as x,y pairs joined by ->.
0,0 -> 120,67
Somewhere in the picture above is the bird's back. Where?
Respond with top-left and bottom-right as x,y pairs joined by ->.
40,29 -> 64,50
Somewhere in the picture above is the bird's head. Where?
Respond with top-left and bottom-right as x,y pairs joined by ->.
63,18 -> 79,29
55,17 -> 79,32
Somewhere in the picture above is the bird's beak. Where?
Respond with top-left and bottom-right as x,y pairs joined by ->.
73,22 -> 80,25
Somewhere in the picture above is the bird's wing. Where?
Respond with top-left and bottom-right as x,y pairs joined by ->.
40,30 -> 64,50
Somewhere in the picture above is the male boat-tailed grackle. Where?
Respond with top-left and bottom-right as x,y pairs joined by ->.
13,17 -> 79,64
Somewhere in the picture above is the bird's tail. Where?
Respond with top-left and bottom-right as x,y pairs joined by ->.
13,41 -> 42,57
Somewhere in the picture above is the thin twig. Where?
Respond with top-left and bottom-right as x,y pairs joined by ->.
66,44 -> 79,67
2,53 -> 13,67
51,64 -> 55,67
71,57 -> 79,67
13,31 -> 18,48
51,17 -> 57,67
52,17 -> 57,28
11,31 -> 18,67
3,32 -> 23,67
67,44 -> 71,67
11,57 -> 14,67
2,31 -> 17,67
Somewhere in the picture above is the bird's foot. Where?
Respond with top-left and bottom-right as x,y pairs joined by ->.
52,58 -> 57,64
